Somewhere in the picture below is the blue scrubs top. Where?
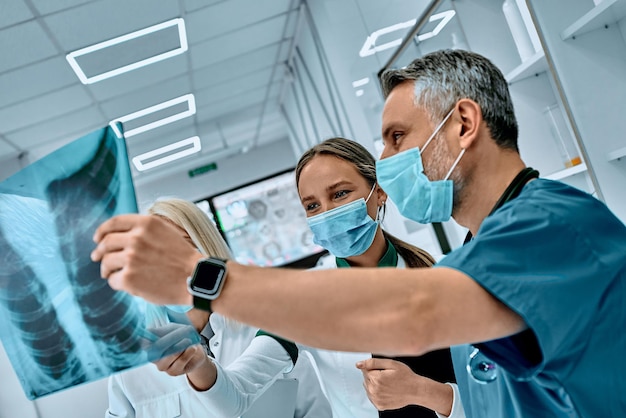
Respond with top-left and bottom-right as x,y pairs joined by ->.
437,179 -> 626,417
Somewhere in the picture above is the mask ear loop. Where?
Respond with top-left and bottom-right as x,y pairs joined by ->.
420,108 -> 455,153
376,201 -> 386,223
444,148 -> 466,180
364,183 -> 376,203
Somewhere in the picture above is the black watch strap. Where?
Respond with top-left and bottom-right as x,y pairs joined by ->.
193,295 -> 213,313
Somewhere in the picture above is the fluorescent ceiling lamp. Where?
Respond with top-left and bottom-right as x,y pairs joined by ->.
359,10 -> 456,57
109,94 -> 196,138
132,136 -> 201,171
66,18 -> 188,84
352,77 -> 370,88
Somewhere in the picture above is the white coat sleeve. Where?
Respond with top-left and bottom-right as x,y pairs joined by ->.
105,375 -> 135,418
435,383 -> 466,418
187,335 -> 293,418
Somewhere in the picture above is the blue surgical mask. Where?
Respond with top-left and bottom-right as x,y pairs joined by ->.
307,185 -> 378,258
376,109 -> 464,224
166,304 -> 193,313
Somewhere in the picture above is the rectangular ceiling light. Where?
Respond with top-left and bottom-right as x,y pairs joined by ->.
132,136 -> 201,171
109,94 -> 196,138
359,11 -> 455,57
66,18 -> 188,84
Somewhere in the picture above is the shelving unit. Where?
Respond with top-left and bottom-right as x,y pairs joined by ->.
607,146 -> 626,161
505,50 -> 548,83
529,0 -> 626,221
560,0 -> 626,40
544,163 -> 587,180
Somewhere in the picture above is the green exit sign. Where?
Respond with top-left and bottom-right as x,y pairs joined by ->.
188,162 -> 217,178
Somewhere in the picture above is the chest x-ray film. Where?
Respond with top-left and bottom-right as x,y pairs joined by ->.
0,126 -> 200,399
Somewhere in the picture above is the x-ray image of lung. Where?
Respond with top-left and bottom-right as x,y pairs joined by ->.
0,126 -> 200,399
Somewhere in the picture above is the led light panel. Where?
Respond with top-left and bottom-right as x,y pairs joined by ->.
132,136 -> 201,171
66,18 -> 188,84
359,11 -> 456,57
109,94 -> 196,138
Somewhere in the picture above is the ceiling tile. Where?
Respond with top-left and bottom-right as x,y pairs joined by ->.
196,87 -> 278,124
186,0 -> 291,44
0,21 -> 58,72
182,0 -> 227,13
195,67 -> 274,106
4,105 -> 104,148
30,0 -> 98,16
0,1 -> 34,29
99,76 -> 192,119
0,85 -> 93,133
0,138 -> 19,160
44,0 -> 180,51
192,41 -> 285,91
190,14 -> 287,69
0,56 -> 77,109
88,54 -> 189,101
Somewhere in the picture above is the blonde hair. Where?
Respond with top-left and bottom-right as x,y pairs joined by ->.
148,198 -> 232,260
147,198 -> 242,329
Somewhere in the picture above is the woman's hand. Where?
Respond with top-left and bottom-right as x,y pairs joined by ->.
154,344 -> 218,392
357,358 -> 453,416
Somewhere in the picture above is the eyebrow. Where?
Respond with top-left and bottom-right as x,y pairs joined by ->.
300,180 -> 354,203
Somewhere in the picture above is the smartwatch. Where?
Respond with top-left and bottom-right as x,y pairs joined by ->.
187,257 -> 228,312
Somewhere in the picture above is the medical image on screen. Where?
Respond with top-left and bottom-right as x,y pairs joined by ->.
199,171 -> 324,267
0,126 -> 199,399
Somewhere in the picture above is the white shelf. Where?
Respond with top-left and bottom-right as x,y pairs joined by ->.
607,146 -> 626,161
561,0 -> 626,40
505,50 -> 548,83
544,163 -> 588,180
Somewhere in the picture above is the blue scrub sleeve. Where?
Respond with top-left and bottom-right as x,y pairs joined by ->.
437,200 -> 607,379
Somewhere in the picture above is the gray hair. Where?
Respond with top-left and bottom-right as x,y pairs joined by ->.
380,49 -> 519,151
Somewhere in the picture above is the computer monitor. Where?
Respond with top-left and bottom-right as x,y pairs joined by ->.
195,169 -> 326,269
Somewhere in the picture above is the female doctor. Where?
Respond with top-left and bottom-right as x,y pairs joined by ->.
295,137 -> 463,418
106,198 -> 331,418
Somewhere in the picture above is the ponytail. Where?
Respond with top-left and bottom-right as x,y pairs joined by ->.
382,230 -> 435,268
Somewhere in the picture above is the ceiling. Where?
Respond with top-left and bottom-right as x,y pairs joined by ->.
0,0 -> 301,182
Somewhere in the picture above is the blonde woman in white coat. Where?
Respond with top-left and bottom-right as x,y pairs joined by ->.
105,198 -> 331,418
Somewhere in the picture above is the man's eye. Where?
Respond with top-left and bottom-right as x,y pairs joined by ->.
392,132 -> 403,143
305,202 -> 319,211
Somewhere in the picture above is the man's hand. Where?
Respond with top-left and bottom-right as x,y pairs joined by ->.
91,214 -> 203,305
356,358 -> 453,416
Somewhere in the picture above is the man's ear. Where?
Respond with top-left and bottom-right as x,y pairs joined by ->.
455,99 -> 482,149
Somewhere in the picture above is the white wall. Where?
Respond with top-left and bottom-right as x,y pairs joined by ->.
134,138 -> 298,211
0,343 -> 108,418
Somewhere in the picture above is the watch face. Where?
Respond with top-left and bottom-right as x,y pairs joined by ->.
189,259 -> 226,298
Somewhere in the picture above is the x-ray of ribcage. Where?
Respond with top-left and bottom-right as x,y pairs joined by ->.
0,126 -> 200,399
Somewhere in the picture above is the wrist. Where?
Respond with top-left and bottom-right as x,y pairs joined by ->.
188,257 -> 229,312
426,381 -> 454,417
186,355 -> 217,392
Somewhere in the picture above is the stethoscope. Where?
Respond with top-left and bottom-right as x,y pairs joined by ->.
462,167 -> 539,384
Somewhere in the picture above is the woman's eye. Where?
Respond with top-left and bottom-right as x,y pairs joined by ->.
334,190 -> 349,199
305,202 -> 319,212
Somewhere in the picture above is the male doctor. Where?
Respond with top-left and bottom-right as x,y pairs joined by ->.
92,49 -> 626,417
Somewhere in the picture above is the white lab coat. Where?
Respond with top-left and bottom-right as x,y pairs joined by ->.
106,313 -> 331,418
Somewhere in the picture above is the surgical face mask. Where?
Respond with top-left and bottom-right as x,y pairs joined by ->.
307,185 -> 378,258
376,108 -> 465,224
166,304 -> 193,313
